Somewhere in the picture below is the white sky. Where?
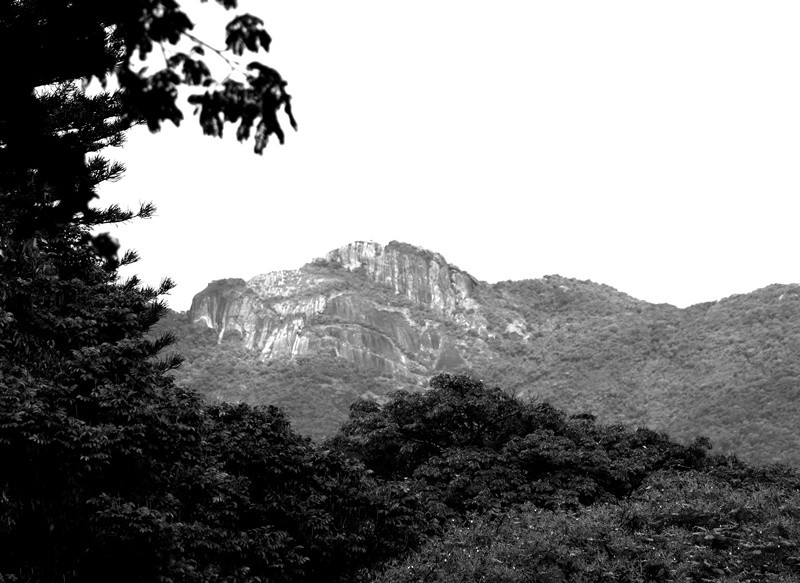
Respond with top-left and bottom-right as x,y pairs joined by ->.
99,1 -> 800,311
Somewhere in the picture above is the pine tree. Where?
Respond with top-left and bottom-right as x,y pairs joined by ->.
0,79 -> 193,579
0,2 -> 289,579
0,6 -> 419,581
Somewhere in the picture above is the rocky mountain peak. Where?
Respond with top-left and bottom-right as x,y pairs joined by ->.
188,242 -> 491,385
323,240 -> 480,317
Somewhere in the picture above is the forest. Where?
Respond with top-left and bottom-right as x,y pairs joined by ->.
1,1 -> 799,581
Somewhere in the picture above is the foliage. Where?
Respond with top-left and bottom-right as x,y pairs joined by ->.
479,279 -> 800,466
0,1 -> 422,580
369,468 -> 800,583
0,255 -> 424,581
331,374 -> 710,517
3,0 -> 799,579
0,121 -> 411,583
1,0 -> 295,247
177,403 -> 424,582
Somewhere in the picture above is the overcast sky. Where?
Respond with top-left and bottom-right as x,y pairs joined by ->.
99,1 -> 800,311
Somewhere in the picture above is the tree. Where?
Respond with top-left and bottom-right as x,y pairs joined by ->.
0,73 -> 199,578
0,0 -> 296,248
332,374 -> 545,479
0,4 -> 431,579
332,374 -> 712,514
0,2 -> 312,580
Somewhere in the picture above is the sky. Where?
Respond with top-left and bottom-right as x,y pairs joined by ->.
99,1 -> 800,311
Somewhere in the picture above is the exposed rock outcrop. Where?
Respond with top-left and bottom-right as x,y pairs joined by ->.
324,241 -> 480,317
189,241 -> 491,386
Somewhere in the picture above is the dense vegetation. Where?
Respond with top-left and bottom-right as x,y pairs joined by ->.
3,0 -> 799,580
477,278 -> 800,466
372,466 -> 800,583
176,268 -> 800,466
7,332 -> 800,582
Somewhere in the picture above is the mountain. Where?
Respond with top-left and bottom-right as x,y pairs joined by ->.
188,241 -> 488,384
164,240 -> 800,465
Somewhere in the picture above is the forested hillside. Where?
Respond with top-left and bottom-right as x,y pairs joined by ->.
479,279 -> 800,465
174,244 -> 800,466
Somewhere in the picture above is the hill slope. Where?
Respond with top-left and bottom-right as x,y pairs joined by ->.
163,240 -> 800,464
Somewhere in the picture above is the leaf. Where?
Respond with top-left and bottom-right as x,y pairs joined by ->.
166,53 -> 188,69
259,30 -> 272,52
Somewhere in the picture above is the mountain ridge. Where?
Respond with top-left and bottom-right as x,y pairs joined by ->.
174,240 -> 800,465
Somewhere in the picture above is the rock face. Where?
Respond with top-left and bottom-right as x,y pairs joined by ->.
324,241 -> 481,318
189,241 -> 491,386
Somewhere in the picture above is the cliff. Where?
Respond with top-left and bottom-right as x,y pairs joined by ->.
324,241 -> 481,319
189,241 -> 491,386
